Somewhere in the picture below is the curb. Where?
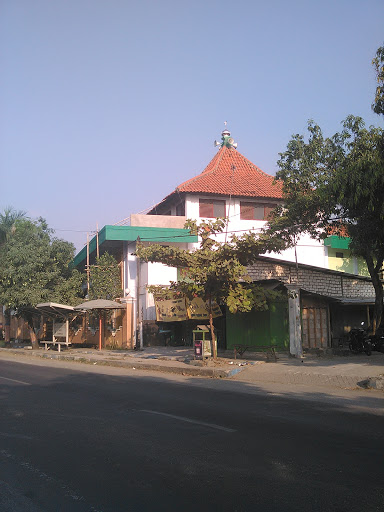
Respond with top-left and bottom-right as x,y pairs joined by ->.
235,369 -> 380,390
1,348 -> 383,388
358,376 -> 384,390
0,348 -> 235,379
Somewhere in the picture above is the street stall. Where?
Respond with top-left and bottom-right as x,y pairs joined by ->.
74,299 -> 126,351
36,302 -> 75,352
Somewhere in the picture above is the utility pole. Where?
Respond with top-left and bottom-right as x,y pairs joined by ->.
136,236 -> 142,350
86,232 -> 90,298
96,223 -> 99,259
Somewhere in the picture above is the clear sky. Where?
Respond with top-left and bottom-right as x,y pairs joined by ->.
1,0 -> 383,252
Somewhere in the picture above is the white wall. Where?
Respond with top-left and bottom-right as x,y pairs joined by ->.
139,262 -> 178,321
185,195 -> 265,249
123,240 -> 180,322
184,194 -> 328,268
147,261 -> 178,286
125,242 -> 138,299
267,233 -> 327,268
125,196 -> 331,324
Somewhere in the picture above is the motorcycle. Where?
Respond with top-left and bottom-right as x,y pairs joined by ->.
348,326 -> 372,356
368,330 -> 384,353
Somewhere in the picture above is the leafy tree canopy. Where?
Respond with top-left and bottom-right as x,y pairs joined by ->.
89,252 -> 122,300
265,116 -> 384,331
0,206 -> 26,246
0,216 -> 83,346
372,44 -> 384,115
137,219 -> 283,358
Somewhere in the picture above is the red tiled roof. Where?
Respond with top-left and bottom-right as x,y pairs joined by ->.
326,223 -> 349,237
176,145 -> 283,199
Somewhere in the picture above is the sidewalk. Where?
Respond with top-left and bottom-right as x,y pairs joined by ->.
1,345 -> 384,391
231,351 -> 384,390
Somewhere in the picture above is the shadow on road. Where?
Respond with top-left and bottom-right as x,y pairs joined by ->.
1,358 -> 384,512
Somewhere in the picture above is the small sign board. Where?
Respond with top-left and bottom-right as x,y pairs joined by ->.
53,323 -> 67,337
187,298 -> 222,320
155,298 -> 187,322
202,339 -> 212,357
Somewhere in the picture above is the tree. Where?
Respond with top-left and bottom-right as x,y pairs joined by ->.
372,44 -> 384,115
137,219 -> 283,358
89,252 -> 122,300
265,116 -> 384,332
0,207 -> 27,341
0,207 -> 26,246
0,217 -> 83,348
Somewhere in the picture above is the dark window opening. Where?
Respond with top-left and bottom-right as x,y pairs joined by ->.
176,202 -> 185,216
335,252 -> 344,258
199,199 -> 225,218
240,202 -> 277,221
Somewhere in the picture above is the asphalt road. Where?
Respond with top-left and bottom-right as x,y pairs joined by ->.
0,358 -> 383,512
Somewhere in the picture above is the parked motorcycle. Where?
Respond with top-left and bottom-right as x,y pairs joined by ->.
368,331 -> 384,353
348,327 -> 372,356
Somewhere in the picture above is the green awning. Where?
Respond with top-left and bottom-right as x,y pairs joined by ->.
73,225 -> 198,267
324,235 -> 350,250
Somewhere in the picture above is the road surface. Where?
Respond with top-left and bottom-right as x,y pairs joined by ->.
0,357 -> 383,511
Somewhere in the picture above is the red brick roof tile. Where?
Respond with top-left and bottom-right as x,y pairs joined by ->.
326,223 -> 349,237
177,145 -> 283,199
147,145 -> 283,214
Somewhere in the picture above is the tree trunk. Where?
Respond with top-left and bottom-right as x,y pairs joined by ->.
365,255 -> 383,334
25,313 -> 39,350
29,325 -> 39,350
4,308 -> 11,343
208,295 -> 217,359
372,276 -> 383,334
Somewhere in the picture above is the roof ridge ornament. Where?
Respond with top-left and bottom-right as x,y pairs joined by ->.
214,122 -> 238,149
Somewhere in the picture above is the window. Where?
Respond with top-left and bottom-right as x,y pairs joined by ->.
264,205 -> 276,220
336,252 -> 344,258
176,202 -> 185,216
199,199 -> 225,218
240,202 -> 277,221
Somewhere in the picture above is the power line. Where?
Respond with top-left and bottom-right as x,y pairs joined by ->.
52,228 -> 93,233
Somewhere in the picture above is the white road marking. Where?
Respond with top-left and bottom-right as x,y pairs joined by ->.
139,409 -> 236,432
0,375 -> 31,385
0,432 -> 33,440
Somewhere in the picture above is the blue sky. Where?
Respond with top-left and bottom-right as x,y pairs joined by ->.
1,0 -> 383,252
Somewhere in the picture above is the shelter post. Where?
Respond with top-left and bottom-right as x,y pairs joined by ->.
286,285 -> 303,357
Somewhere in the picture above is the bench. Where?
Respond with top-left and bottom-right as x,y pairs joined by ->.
233,344 -> 278,362
42,340 -> 71,352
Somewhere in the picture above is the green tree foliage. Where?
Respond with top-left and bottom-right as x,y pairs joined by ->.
372,44 -> 384,115
0,207 -> 26,246
137,219 -> 283,358
266,116 -> 384,332
0,217 -> 83,347
0,207 -> 27,341
89,252 -> 122,300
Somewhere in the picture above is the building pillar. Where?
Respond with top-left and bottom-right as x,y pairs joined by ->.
286,285 -> 303,357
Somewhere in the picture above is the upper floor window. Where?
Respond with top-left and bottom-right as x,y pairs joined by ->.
176,202 -> 185,216
199,199 -> 226,218
240,202 -> 277,221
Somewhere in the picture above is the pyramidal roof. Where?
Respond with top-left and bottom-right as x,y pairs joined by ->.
148,130 -> 283,214
176,144 -> 283,199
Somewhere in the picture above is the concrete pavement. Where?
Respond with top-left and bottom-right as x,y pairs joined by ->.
231,351 -> 384,390
1,345 -> 384,391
